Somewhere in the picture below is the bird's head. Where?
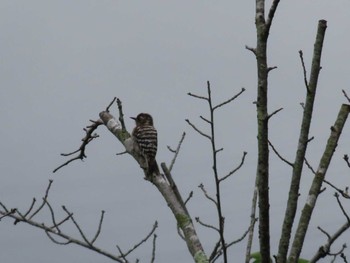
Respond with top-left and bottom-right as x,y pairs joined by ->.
131,113 -> 154,126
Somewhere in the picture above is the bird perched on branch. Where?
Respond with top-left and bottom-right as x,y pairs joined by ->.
131,113 -> 159,175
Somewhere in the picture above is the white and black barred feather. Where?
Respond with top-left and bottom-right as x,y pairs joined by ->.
132,125 -> 158,159
131,113 -> 159,175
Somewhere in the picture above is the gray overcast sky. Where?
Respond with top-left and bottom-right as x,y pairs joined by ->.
1,1 -> 350,262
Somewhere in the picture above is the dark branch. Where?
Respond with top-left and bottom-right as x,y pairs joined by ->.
184,191 -> 193,206
168,132 -> 186,172
117,221 -> 158,258
268,140 -> 293,167
213,87 -> 246,110
106,97 -> 117,112
185,119 -> 211,140
334,193 -> 350,223
198,183 -> 217,206
187,92 -> 208,101
344,154 -> 350,168
29,180 -> 53,220
323,179 -> 350,199
91,210 -> 105,244
245,45 -> 256,55
267,107 -> 283,120
219,151 -> 248,182
53,119 -> 103,173
116,98 -> 127,132
195,217 -> 220,233
299,50 -> 310,92
342,90 -> 350,104
304,157 -> 316,174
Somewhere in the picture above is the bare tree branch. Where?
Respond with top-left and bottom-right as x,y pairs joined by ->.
279,20 -> 329,263
323,179 -> 350,199
342,90 -> 350,104
195,217 -> 220,233
29,180 -> 53,220
219,151 -> 248,182
268,140 -> 294,167
267,107 -> 283,120
117,221 -> 158,259
334,193 -> 350,223
198,183 -> 217,207
168,132 -> 186,172
187,92 -> 208,101
91,210 -> 105,244
299,50 -> 310,92
245,45 -> 256,55
53,119 -> 103,173
185,119 -> 211,140
310,223 -> 350,263
213,87 -> 245,110
344,154 -> 350,168
289,103 -> 350,262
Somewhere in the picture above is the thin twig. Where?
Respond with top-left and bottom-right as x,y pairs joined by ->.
200,115 -> 212,124
268,140 -> 293,167
299,50 -> 310,92
168,132 -> 186,172
267,107 -> 283,120
0,209 -> 16,221
44,199 -> 59,232
323,179 -> 349,199
318,226 -> 331,240
119,221 -> 158,258
29,180 -> 53,220
62,206 -> 91,246
187,92 -> 208,101
226,225 -> 251,247
116,98 -> 127,132
195,217 -> 220,232
91,210 -> 105,244
53,119 -> 103,173
213,87 -> 246,110
342,90 -> 350,104
344,154 -> 350,168
150,234 -> 157,263
267,66 -> 278,73
209,240 -> 221,262
45,231 -> 72,245
219,151 -> 248,182
106,97 -> 117,112
198,183 -> 217,206
334,193 -> 350,223
185,119 -> 211,140
245,45 -> 257,55
184,191 -> 193,206
304,157 -> 316,174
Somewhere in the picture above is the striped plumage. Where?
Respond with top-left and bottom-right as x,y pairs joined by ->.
131,113 -> 159,175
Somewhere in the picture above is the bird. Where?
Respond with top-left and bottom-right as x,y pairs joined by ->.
131,113 -> 159,175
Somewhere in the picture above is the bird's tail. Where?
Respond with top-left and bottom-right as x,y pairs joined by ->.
148,158 -> 160,175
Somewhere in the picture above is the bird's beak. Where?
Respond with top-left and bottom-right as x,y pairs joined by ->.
130,117 -> 136,120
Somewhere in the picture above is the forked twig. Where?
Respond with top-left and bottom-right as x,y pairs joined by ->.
53,97 -> 118,173
116,221 -> 158,258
